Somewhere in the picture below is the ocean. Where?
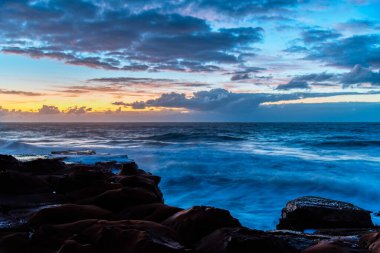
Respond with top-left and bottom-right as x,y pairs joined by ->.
1,122 -> 379,230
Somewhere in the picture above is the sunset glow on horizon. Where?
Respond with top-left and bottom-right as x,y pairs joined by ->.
1,0 -> 380,121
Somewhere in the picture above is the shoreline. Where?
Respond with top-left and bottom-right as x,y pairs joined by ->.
0,155 -> 379,252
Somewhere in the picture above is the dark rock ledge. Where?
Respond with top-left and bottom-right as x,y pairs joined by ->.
0,154 -> 378,253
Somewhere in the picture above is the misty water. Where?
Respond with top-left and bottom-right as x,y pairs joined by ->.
1,122 -> 380,230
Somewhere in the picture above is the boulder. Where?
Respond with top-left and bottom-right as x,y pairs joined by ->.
34,219 -> 186,253
162,206 -> 241,245
23,158 -> 67,174
0,171 -> 50,194
0,155 -> 22,171
277,196 -> 373,230
302,240 -> 370,253
78,187 -> 163,211
360,231 -> 380,253
118,203 -> 183,222
78,220 -> 186,253
28,204 -> 112,226
196,227 -> 297,253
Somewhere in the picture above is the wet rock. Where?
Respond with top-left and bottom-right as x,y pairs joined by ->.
360,231 -> 380,252
51,150 -> 96,155
302,240 -> 369,253
162,206 -> 241,245
23,158 -> 67,175
79,187 -> 163,211
196,227 -> 298,253
0,155 -> 22,171
119,203 -> 183,222
34,219 -> 186,253
277,196 -> 373,230
79,220 -> 186,253
57,240 -> 95,253
66,182 -> 122,201
54,167 -> 111,193
0,232 -> 51,253
28,204 -> 112,227
110,174 -> 163,200
0,171 -> 50,194
119,161 -> 139,175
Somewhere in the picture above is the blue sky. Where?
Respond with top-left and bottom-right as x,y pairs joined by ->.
0,0 -> 379,121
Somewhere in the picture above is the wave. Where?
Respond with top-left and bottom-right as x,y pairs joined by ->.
313,140 -> 380,148
140,132 -> 245,142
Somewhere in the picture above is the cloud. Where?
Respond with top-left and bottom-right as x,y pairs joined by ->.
341,65 -> 380,87
0,89 -> 43,96
0,1 -> 264,72
276,73 -> 335,90
228,66 -> 266,81
288,32 -> 380,68
336,19 -> 380,31
114,88 -> 368,112
86,77 -> 210,89
66,106 -> 92,114
38,105 -> 60,114
301,28 -> 341,43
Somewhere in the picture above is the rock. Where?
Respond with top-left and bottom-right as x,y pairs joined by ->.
118,203 -> 183,222
23,158 -> 67,175
0,171 -> 50,194
0,155 -> 22,171
79,220 -> 186,253
277,196 -> 373,230
57,240 -> 95,253
196,227 -> 297,253
51,150 -> 96,155
162,206 -> 241,245
0,232 -> 51,253
54,167 -> 111,193
110,174 -> 163,200
28,204 -> 112,226
79,187 -> 163,211
119,161 -> 139,175
34,219 -> 186,253
360,231 -> 380,252
302,240 -> 370,253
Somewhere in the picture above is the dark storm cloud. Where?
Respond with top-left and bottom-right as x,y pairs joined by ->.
115,88 -> 366,111
0,0 -> 264,72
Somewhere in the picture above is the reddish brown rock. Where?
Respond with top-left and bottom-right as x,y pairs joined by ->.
360,232 -> 380,253
303,240 -> 369,253
79,220 -> 186,253
28,204 -> 112,226
23,158 -> 67,175
0,171 -> 50,194
277,196 -> 373,230
196,227 -> 297,253
0,155 -> 22,171
79,187 -> 163,211
162,206 -> 241,245
119,203 -> 183,222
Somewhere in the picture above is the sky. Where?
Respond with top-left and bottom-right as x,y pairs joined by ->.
0,0 -> 380,122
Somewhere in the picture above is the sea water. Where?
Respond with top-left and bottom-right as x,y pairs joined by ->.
1,122 -> 379,230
